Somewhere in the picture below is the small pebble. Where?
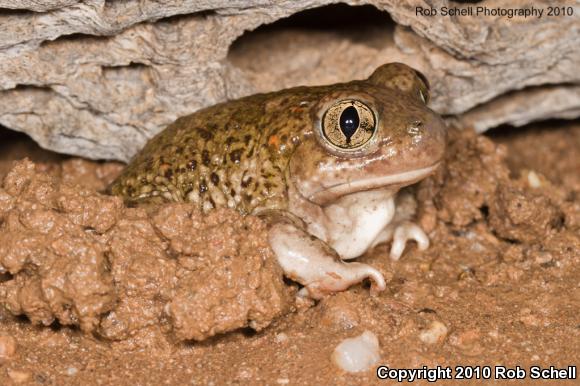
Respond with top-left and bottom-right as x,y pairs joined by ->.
0,334 -> 17,362
332,330 -> 380,373
8,369 -> 31,384
527,170 -> 542,188
449,329 -> 483,356
66,367 -> 78,376
274,332 -> 288,344
419,320 -> 448,344
237,369 -> 251,379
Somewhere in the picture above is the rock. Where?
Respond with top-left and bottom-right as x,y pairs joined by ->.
7,369 -> 31,384
332,330 -> 381,373
418,320 -> 448,344
0,334 -> 17,362
0,0 -> 578,160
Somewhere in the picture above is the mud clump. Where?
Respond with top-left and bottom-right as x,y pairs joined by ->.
417,128 -> 574,245
0,161 -> 118,332
488,184 -> 563,243
417,128 -> 511,229
0,160 -> 293,342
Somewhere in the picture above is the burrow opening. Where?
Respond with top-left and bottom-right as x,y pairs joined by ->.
227,3 -> 395,93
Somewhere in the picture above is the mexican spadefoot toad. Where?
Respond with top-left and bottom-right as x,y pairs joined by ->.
109,63 -> 446,299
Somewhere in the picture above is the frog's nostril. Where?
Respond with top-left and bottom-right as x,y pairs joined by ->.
339,106 -> 359,141
407,120 -> 424,137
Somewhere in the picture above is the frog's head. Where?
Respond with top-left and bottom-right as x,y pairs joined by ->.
289,63 -> 446,205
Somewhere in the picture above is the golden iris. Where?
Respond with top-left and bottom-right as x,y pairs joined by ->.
321,100 -> 376,150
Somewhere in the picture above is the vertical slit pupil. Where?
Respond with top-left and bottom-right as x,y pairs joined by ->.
339,106 -> 359,141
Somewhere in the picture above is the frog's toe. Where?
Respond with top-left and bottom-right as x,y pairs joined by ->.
299,262 -> 386,300
389,222 -> 429,261
319,262 -> 386,296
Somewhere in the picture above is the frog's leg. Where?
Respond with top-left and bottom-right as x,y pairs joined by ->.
370,190 -> 429,260
266,218 -> 386,299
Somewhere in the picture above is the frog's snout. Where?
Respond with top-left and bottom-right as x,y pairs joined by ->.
407,112 -> 447,168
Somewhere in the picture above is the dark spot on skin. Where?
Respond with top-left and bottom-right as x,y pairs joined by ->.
243,193 -> 252,203
210,172 -> 220,185
188,160 -> 197,171
244,134 -> 252,145
143,160 -> 154,171
164,168 -> 173,179
264,182 -> 272,190
230,188 -> 236,197
226,121 -> 241,132
229,149 -> 243,163
241,177 -> 253,188
184,186 -> 194,196
202,150 -> 211,166
199,179 -> 208,194
197,127 -> 213,140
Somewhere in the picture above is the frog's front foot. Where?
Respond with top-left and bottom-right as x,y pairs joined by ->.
390,222 -> 429,260
268,222 -> 386,299
371,221 -> 429,261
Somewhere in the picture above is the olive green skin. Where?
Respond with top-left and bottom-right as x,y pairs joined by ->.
109,63 -> 446,214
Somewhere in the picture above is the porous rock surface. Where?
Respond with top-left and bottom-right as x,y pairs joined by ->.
0,0 -> 578,160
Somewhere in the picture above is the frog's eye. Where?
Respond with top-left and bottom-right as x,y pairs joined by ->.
321,100 -> 376,151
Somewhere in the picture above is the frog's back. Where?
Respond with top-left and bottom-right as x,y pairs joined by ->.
109,89 -> 317,214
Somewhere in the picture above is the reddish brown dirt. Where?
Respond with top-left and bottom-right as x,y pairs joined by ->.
0,122 -> 578,385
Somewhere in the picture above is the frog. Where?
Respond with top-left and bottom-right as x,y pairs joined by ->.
109,62 -> 446,299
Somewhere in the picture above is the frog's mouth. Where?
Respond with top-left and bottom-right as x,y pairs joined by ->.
308,162 -> 441,205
